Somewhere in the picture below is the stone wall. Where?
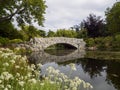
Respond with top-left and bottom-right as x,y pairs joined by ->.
29,37 -> 86,51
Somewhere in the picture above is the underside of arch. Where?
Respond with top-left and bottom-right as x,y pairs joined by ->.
45,43 -> 77,50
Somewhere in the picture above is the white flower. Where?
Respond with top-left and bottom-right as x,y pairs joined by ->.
50,81 -> 55,84
31,64 -> 36,69
28,79 -> 37,84
3,63 -> 9,67
15,65 -> 20,69
0,72 -> 13,80
69,63 -> 76,71
58,78 -> 63,82
4,88 -> 8,90
0,85 -> 4,88
27,73 -> 32,78
18,81 -> 25,87
7,85 -> 11,88
37,63 -> 42,68
10,60 -> 15,64
40,83 -> 44,86
16,73 -> 20,77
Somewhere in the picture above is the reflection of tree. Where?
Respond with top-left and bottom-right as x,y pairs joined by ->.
79,59 -> 106,78
106,61 -> 120,90
45,49 -> 75,56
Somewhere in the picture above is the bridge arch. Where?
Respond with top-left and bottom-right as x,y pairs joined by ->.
29,37 -> 86,51
45,43 -> 78,50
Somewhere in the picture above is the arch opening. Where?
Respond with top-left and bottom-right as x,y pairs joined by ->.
45,43 -> 77,56
45,43 -> 77,50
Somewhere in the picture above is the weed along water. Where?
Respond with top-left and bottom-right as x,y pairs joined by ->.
28,49 -> 120,90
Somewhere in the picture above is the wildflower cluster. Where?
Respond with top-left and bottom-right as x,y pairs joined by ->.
0,48 -> 93,90
46,65 -> 93,90
0,48 -> 58,90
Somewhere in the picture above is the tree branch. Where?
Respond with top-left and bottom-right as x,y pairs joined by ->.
0,6 -> 26,22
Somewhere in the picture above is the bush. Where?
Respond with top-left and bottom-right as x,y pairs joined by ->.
85,35 -> 120,51
112,34 -> 120,50
0,37 -> 9,46
85,38 -> 95,47
9,39 -> 23,44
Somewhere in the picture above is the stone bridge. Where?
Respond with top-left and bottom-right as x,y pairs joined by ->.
28,50 -> 85,64
29,37 -> 86,51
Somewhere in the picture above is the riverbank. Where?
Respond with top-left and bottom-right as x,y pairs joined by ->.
85,51 -> 120,61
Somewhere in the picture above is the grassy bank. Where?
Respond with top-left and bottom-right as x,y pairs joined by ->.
85,51 -> 120,61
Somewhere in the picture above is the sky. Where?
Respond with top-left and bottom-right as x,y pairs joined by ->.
35,0 -> 116,31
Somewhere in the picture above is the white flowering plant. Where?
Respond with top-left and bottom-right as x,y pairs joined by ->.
0,48 -> 59,90
0,48 -> 93,90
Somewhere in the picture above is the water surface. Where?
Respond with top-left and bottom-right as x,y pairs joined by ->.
28,50 -> 120,90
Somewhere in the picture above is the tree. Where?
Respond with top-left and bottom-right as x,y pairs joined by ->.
20,25 -> 41,40
0,21 -> 22,39
38,30 -> 46,37
82,14 -> 105,38
105,2 -> 120,35
47,30 -> 55,37
76,29 -> 88,38
55,29 -> 77,38
0,0 -> 46,26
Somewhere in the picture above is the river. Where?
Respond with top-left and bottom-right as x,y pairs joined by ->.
28,49 -> 120,90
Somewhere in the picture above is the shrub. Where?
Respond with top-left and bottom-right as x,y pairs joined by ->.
85,38 -> 95,47
112,34 -> 120,50
9,39 -> 23,44
0,37 -> 9,46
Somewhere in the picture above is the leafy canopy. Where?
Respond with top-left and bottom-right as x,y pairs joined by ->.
105,1 -> 120,35
82,14 -> 105,38
0,0 -> 46,26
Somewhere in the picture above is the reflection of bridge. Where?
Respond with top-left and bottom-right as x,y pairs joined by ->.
28,50 -> 86,64
29,37 -> 86,51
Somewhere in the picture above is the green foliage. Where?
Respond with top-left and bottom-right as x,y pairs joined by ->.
0,37 -> 9,46
77,29 -> 88,38
82,14 -> 105,38
9,39 -> 23,44
0,21 -> 22,39
55,29 -> 77,38
0,0 -> 46,41
85,38 -> 95,47
20,25 -> 43,41
112,34 -> 120,50
38,30 -> 46,37
0,0 -> 46,26
105,2 -> 120,35
86,35 -> 120,51
47,30 -> 55,37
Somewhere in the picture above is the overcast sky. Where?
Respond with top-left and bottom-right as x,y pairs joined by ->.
36,0 -> 116,31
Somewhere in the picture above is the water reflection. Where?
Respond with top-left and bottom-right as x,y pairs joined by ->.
106,61 -> 120,90
77,59 -> 107,79
28,50 -> 120,90
28,49 -> 85,64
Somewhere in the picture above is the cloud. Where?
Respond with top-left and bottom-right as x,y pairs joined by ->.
36,0 -> 116,31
